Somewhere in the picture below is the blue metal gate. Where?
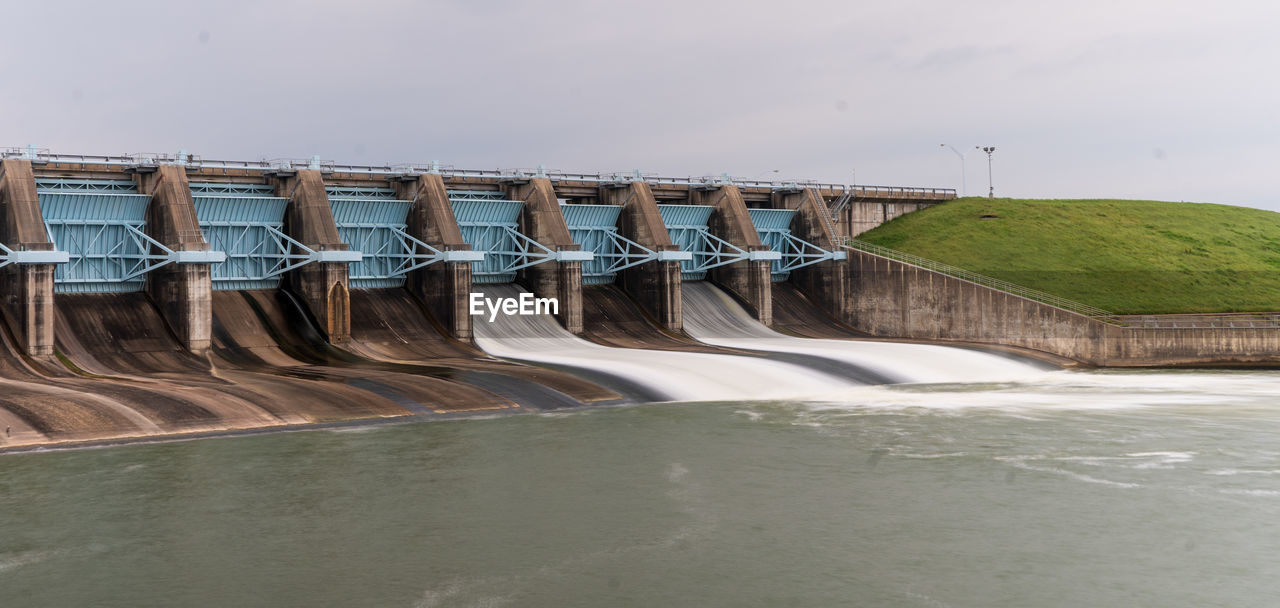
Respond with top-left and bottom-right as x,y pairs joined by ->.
38,178 -> 171,293
748,208 -> 847,282
327,186 -> 480,289
192,182 -> 356,290
656,204 -> 779,281
561,204 -> 682,285
449,190 -> 590,284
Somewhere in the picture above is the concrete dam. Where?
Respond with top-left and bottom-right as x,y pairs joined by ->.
6,148 -> 1265,449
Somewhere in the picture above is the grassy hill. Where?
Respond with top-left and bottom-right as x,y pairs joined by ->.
856,197 -> 1280,314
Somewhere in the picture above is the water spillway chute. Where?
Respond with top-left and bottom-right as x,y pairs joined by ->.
471,285 -> 863,403
680,282 -> 1045,384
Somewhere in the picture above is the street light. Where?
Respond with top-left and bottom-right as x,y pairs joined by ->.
976,146 -> 995,198
939,144 -> 970,197
748,169 -> 779,181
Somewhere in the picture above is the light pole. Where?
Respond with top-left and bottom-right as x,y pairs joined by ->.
976,146 -> 995,198
749,169 -> 779,181
939,144 -> 969,197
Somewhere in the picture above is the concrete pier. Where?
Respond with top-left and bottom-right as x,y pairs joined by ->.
504,177 -> 584,334
272,169 -> 353,344
690,184 -> 772,326
133,165 -> 215,354
396,173 -> 476,341
600,181 -> 683,331
776,188 -> 849,322
0,159 -> 56,357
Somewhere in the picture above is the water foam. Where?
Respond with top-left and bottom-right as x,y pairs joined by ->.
681,282 -> 1045,384
473,286 -> 862,402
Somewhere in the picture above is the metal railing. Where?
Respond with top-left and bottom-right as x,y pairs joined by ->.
1117,313 -> 1280,329
3,148 -> 956,200
842,238 -> 1120,323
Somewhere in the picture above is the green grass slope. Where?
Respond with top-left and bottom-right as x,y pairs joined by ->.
856,197 -> 1280,314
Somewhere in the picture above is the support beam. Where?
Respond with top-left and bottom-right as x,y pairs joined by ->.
775,188 -> 850,322
132,165 -> 215,353
0,159 -> 56,357
690,185 -> 772,325
599,181 -> 683,332
503,178 -> 583,334
396,173 -> 476,341
273,170 -> 352,344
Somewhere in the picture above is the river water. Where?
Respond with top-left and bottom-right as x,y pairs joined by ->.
4,369 -> 1280,607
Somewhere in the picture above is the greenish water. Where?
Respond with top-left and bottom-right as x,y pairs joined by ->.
4,370 -> 1280,607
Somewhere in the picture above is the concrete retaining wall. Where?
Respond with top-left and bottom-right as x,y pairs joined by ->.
839,201 -> 933,237
844,248 -> 1280,366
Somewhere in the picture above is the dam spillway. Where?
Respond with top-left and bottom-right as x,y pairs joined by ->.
0,148 -> 1132,450
680,282 -> 1044,384
472,285 -> 863,402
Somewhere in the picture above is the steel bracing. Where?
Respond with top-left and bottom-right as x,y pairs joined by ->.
38,179 -> 219,293
327,186 -> 480,288
449,191 -> 587,284
192,182 -> 353,290
748,208 -> 846,282
561,204 -> 685,285
656,204 -> 779,281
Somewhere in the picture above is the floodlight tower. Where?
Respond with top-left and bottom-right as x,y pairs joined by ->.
977,146 -> 996,198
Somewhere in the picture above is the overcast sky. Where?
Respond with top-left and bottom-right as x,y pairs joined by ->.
3,1 -> 1278,208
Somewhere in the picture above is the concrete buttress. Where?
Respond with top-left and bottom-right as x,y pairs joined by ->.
0,159 -> 56,357
503,178 -> 584,334
776,188 -> 850,322
599,181 -> 683,331
133,165 -> 215,353
396,173 -> 475,341
690,185 -> 772,325
273,170 -> 352,344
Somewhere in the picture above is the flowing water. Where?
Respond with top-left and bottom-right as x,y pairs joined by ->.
4,374 -> 1280,607
681,281 -> 1043,384
5,287 -> 1280,606
472,285 -> 865,402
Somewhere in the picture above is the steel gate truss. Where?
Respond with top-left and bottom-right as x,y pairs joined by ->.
328,190 -> 484,287
455,222 -> 591,273
45,219 -> 226,284
451,195 -> 591,283
748,207 -> 844,281
773,232 -> 847,272
561,203 -> 691,284
38,180 -> 226,292
338,223 -> 483,280
200,220 -> 357,283
657,204 -> 779,280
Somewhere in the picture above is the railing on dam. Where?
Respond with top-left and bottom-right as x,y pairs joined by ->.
748,208 -> 846,282
842,238 -> 1121,323
5,149 -> 955,203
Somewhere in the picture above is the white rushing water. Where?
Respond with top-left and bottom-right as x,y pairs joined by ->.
681,282 -> 1044,384
472,285 -> 863,402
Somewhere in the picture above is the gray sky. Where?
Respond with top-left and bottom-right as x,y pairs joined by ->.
4,1 -> 1279,208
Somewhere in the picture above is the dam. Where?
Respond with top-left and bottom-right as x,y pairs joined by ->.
0,148 -> 1273,449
